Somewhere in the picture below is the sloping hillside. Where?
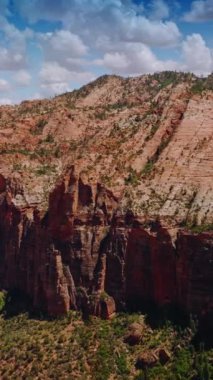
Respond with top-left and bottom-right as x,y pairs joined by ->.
0,71 -> 212,228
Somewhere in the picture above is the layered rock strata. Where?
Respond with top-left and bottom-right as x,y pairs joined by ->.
0,169 -> 212,321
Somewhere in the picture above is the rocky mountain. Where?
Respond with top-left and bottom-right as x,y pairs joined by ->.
0,71 -> 212,321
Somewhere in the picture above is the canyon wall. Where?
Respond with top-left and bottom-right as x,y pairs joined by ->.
0,169 -> 212,321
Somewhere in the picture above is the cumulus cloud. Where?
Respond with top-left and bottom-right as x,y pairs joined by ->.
0,0 -> 212,103
184,0 -> 213,22
0,17 -> 32,70
181,34 -> 213,76
0,16 -> 33,43
47,30 -> 87,56
28,92 -> 43,100
0,97 -> 12,105
0,48 -> 26,70
13,70 -> 31,86
0,79 -> 11,92
38,30 -> 88,71
39,61 -> 95,97
148,0 -> 170,20
12,1 -> 181,48
62,3 -> 181,48
39,62 -> 72,84
41,82 -> 71,97
39,30 -> 87,58
95,42 -> 178,75
95,33 -> 213,77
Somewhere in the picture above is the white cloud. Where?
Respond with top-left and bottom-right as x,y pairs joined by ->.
181,34 -> 213,76
0,48 -> 26,70
0,17 -> 33,70
95,42 -> 177,75
39,61 -> 95,97
38,30 -> 88,70
0,97 -> 12,105
28,92 -> 43,100
95,33 -> 213,77
62,5 -> 181,48
14,1 -> 181,48
0,1 -> 212,104
39,62 -> 71,84
14,70 -> 31,86
96,52 -> 129,70
39,62 -> 95,84
1,17 -> 33,44
41,82 -> 71,97
184,0 -> 213,22
149,0 -> 170,20
0,79 -> 11,92
47,30 -> 87,56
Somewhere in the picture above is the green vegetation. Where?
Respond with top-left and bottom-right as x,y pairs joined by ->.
95,111 -> 107,120
62,75 -> 116,101
0,147 -> 31,156
191,74 -> 213,94
151,71 -> 193,88
0,310 -> 212,380
12,163 -> 22,171
191,80 -> 206,94
30,147 -> 52,159
32,118 -> 48,135
186,223 -> 213,234
34,164 -> 56,176
100,174 -> 111,186
100,291 -> 110,301
125,168 -> 140,186
149,122 -> 160,137
145,122 -> 160,141
69,140 -> 79,151
36,118 -> 48,129
54,146 -> 62,158
0,291 -> 7,312
141,161 -> 154,176
44,133 -> 54,143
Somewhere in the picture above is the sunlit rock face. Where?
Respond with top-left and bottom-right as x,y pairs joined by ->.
0,72 -> 212,319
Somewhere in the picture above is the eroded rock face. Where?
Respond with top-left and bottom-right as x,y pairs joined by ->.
0,170 -> 212,321
125,222 -> 177,309
176,231 -> 213,316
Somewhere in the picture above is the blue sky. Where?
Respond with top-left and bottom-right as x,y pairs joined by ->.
0,0 -> 212,104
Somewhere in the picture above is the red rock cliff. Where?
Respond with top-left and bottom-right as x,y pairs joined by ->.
0,170 -> 212,321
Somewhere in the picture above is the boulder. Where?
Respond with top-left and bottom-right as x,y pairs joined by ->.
136,351 -> 158,370
124,322 -> 144,345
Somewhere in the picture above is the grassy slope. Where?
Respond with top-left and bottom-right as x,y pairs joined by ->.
0,311 -> 212,380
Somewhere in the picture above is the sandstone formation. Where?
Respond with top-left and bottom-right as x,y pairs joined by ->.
0,72 -> 212,320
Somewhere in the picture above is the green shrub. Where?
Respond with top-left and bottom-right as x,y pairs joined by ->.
32,119 -> 48,135
141,161 -> 154,176
0,291 -> 7,312
44,133 -> 54,143
125,168 -> 140,186
35,164 -> 56,176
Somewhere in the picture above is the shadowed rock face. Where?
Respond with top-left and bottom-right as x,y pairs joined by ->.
0,169 -> 212,322
125,223 -> 177,309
